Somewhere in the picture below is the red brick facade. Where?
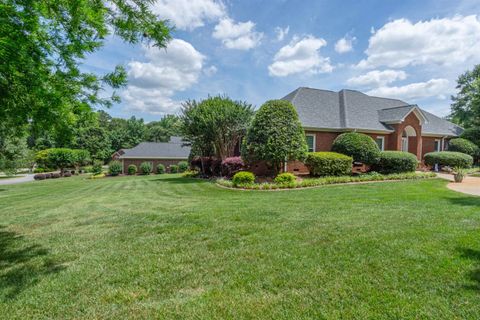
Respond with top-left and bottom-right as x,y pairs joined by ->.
284,111 -> 450,175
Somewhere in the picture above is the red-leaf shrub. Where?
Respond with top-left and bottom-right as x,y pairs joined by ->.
221,157 -> 244,177
34,174 -> 46,180
63,171 -> 72,177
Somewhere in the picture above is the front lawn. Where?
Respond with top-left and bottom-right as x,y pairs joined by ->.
0,175 -> 479,319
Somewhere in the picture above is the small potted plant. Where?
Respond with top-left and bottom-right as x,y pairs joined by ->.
453,167 -> 466,183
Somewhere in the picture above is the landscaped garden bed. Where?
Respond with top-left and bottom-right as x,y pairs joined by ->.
217,172 -> 437,190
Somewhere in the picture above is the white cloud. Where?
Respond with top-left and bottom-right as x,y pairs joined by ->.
212,18 -> 263,50
366,78 -> 450,100
151,0 -> 226,31
123,39 -> 205,114
358,15 -> 480,68
335,36 -> 356,53
268,36 -> 334,77
275,26 -> 290,41
203,65 -> 218,76
347,70 -> 407,87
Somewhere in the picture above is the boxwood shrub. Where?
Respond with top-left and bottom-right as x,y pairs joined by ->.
156,163 -> 166,174
178,161 -> 189,173
140,162 -> 152,175
274,172 -> 296,184
372,151 -> 418,174
127,164 -> 137,175
448,138 -> 479,157
232,171 -> 255,186
424,151 -> 473,168
304,152 -> 353,177
108,160 -> 122,176
331,132 -> 380,164
170,164 -> 179,173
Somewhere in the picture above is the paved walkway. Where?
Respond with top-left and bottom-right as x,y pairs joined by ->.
0,174 -> 35,185
436,172 -> 480,197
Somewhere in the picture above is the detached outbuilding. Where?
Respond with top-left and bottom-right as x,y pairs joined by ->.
113,137 -> 191,173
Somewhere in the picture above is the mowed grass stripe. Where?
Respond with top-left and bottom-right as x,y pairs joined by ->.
0,175 -> 479,319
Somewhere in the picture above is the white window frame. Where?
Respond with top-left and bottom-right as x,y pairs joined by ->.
376,136 -> 385,151
434,139 -> 441,152
305,134 -> 316,152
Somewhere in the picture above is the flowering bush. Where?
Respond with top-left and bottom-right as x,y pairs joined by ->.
221,157 -> 244,177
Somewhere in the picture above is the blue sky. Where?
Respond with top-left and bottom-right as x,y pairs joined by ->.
83,0 -> 480,121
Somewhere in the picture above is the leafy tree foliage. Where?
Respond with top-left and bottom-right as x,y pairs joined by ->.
146,115 -> 182,142
0,134 -> 33,175
243,100 -> 307,175
461,127 -> 480,150
1,0 -> 172,140
450,64 -> 480,128
181,97 -> 254,160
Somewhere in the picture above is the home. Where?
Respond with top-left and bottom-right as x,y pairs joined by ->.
113,136 -> 190,173
281,87 -> 463,173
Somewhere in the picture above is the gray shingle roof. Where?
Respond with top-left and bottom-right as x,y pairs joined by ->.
282,87 -> 463,136
118,136 -> 190,159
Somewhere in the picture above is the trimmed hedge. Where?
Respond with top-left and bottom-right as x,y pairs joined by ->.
127,164 -> 137,175
274,173 -> 296,184
372,151 -> 418,174
232,171 -> 255,186
178,161 -> 189,173
140,162 -> 152,175
156,164 -> 166,174
424,151 -> 473,168
331,132 -> 380,164
304,152 -> 353,177
170,164 -> 179,173
448,138 -> 479,157
108,160 -> 122,176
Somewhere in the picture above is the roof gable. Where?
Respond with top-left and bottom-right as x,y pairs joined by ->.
282,87 -> 463,136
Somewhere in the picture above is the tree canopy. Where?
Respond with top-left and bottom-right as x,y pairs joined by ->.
0,0 -> 172,140
242,100 -> 307,175
181,96 -> 254,160
450,64 -> 480,128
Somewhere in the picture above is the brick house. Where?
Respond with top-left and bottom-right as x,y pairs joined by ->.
113,137 -> 190,174
280,87 -> 463,174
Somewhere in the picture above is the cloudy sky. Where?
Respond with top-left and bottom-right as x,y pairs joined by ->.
83,0 -> 480,121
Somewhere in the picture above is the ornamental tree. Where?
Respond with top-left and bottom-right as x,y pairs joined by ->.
242,100 -> 308,175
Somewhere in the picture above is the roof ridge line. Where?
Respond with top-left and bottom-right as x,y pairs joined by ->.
339,90 -> 347,128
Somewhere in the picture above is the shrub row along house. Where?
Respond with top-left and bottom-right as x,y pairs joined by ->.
113,87 -> 463,175
112,136 -> 190,174
282,87 -> 463,174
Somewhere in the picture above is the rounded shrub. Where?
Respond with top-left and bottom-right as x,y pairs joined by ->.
108,160 -> 122,176
51,173 -> 61,179
170,164 -> 179,173
34,173 -> 46,180
221,157 -> 244,177
331,132 -> 380,164
178,161 -> 189,173
305,152 -> 353,177
92,160 -> 103,175
274,172 -> 296,184
448,138 -> 479,157
156,163 -> 166,174
44,173 -> 52,179
372,151 -> 418,174
63,171 -> 72,177
232,171 -> 255,186
127,164 -> 137,175
140,162 -> 152,175
424,151 -> 473,168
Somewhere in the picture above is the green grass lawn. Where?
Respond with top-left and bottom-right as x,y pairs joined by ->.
0,175 -> 479,319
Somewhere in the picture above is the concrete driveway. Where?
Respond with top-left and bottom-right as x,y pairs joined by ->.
436,172 -> 480,197
0,174 -> 35,185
